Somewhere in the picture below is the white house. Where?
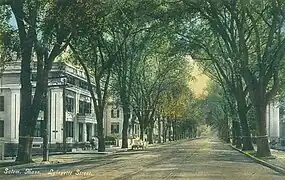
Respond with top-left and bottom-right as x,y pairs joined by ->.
266,101 -> 280,139
266,100 -> 285,147
0,60 -> 139,156
103,101 -> 140,146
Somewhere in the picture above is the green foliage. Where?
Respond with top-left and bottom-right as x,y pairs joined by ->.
0,6 -> 15,75
204,81 -> 229,129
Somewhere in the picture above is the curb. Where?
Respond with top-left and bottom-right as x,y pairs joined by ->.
229,145 -> 285,175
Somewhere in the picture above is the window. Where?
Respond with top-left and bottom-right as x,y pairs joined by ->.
111,123 -> 119,134
66,121 -> 74,137
65,97 -> 75,112
117,109 -> 120,117
0,96 -> 4,111
111,109 -> 119,118
134,124 -> 137,134
94,124 -> 97,136
111,109 -> 115,118
31,73 -> 37,81
79,101 -> 84,114
67,76 -> 75,85
79,80 -> 88,90
34,120 -> 44,137
0,120 -> 3,137
79,100 -> 91,114
84,102 -> 91,114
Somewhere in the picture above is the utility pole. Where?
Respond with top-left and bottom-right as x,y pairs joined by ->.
62,80 -> 67,153
42,88 -> 49,161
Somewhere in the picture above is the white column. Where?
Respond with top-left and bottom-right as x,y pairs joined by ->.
0,139 -> 4,160
10,89 -> 20,142
270,101 -> 280,138
104,107 -> 108,136
275,103 -> 280,138
91,123 -> 94,137
73,120 -> 78,142
266,104 -> 270,136
74,93 -> 80,142
269,102 -> 275,138
83,123 -> 87,142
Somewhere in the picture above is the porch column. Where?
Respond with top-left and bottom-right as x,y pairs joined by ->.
91,123 -> 94,137
74,120 -> 78,142
74,92 -> 80,142
83,123 -> 87,142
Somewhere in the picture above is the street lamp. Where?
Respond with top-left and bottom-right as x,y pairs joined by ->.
62,77 -> 67,154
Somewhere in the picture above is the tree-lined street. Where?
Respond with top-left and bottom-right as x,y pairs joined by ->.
1,1 -> 285,179
0,135 -> 284,180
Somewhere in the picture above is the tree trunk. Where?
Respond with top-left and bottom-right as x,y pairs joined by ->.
16,58 -> 34,163
232,119 -> 242,149
237,103 -> 254,151
97,117 -> 105,152
172,119 -> 177,141
147,126 -> 154,144
224,116 -> 231,143
16,80 -> 34,163
232,119 -> 237,145
158,116 -> 161,143
139,124 -> 144,140
193,125 -> 196,137
168,118 -> 172,141
121,106 -> 129,148
16,136 -> 33,163
255,103 -> 271,157
162,117 -> 166,143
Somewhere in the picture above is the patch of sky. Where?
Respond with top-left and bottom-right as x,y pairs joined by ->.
9,11 -> 17,29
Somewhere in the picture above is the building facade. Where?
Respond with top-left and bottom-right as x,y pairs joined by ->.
266,101 -> 280,140
0,61 -> 139,156
103,102 -> 141,146
265,100 -> 285,147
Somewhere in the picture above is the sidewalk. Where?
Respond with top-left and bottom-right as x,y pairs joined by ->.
0,146 -> 128,168
254,144 -> 285,170
265,148 -> 285,170
230,144 -> 285,174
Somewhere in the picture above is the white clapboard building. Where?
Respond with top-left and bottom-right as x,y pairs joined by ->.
0,60 -> 138,156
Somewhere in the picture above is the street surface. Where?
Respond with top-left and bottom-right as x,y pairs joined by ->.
0,137 -> 284,180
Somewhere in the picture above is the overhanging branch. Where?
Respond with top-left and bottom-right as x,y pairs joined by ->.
0,0 -> 12,5
265,71 -> 279,103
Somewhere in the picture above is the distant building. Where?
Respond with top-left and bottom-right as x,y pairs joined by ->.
266,101 -> 280,139
104,101 -> 140,146
265,100 -> 285,147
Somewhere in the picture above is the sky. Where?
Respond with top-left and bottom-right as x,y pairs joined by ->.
190,62 -> 210,98
186,56 -> 210,98
9,13 -> 17,28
